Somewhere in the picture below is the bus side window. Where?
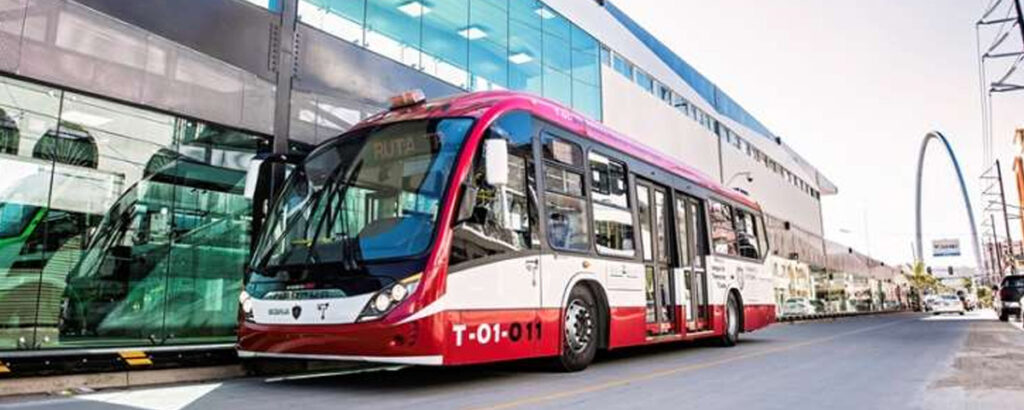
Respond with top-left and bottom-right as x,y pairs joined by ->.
733,208 -> 760,259
542,135 -> 590,252
450,112 -> 537,268
709,200 -> 737,256
590,152 -> 634,257
756,214 -> 769,258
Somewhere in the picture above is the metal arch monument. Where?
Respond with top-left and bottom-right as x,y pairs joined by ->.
914,131 -> 984,271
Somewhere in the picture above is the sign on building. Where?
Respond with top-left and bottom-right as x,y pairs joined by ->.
933,239 -> 961,257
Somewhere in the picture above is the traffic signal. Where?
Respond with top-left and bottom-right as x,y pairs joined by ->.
926,266 -> 932,275
948,266 -> 954,276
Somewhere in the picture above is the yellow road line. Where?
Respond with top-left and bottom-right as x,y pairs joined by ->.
475,316 -> 914,410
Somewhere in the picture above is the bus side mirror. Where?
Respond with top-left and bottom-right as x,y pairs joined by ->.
484,138 -> 508,187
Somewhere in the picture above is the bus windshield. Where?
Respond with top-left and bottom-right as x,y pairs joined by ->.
251,118 -> 473,273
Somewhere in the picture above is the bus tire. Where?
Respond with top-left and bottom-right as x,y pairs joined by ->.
555,285 -> 599,372
999,310 -> 1009,322
719,293 -> 740,347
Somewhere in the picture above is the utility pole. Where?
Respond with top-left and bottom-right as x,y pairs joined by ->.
992,214 -> 1004,277
996,160 -> 1016,273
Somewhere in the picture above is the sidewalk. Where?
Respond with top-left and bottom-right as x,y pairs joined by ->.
924,309 -> 1024,409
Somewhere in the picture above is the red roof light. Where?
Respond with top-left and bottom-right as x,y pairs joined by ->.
389,89 -> 426,110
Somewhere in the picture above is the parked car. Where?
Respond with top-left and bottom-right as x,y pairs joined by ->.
931,294 -> 965,315
883,300 -> 901,311
922,295 -> 939,312
782,298 -> 817,316
996,275 -> 1024,321
810,299 -> 826,313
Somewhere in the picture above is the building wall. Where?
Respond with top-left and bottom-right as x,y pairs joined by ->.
720,136 -> 823,237
599,67 -> 721,181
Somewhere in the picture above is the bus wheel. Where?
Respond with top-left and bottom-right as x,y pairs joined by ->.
556,285 -> 599,372
719,293 -> 740,347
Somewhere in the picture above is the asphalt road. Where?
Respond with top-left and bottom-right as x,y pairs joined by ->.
4,310 -> 1024,410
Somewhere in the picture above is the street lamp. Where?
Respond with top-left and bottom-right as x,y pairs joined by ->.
726,171 -> 753,188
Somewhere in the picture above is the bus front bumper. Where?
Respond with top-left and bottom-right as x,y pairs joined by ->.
236,315 -> 443,365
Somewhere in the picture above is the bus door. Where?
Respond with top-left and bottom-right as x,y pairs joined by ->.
635,179 -> 677,335
676,194 -> 710,332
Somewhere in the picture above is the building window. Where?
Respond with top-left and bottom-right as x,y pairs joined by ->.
590,152 -> 634,257
635,70 -> 654,93
612,53 -> 633,80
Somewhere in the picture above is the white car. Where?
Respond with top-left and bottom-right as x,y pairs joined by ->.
782,298 -> 816,316
931,295 -> 965,315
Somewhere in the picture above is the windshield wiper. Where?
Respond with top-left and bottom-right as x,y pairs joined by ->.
305,159 -> 364,266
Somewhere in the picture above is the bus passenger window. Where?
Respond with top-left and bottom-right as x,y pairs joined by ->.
543,135 -> 590,252
733,209 -> 761,259
709,200 -> 737,256
590,152 -> 634,257
450,113 -> 538,268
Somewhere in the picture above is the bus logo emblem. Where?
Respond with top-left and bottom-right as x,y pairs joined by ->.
317,303 -> 329,320
292,305 -> 302,319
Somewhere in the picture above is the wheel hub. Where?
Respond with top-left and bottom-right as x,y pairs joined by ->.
565,300 -> 593,353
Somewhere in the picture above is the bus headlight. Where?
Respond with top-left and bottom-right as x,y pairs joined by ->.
358,275 -> 420,322
239,290 -> 254,322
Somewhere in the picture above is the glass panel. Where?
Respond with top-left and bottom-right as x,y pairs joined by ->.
58,92 -> 176,348
468,0 -> 508,90
637,185 -> 652,261
733,208 -> 761,259
0,77 -> 61,350
572,80 -> 601,121
612,53 -> 633,79
571,49 -> 599,87
593,203 -> 634,258
654,190 -> 668,263
539,6 -> 570,40
710,200 -> 737,256
509,0 -> 541,29
542,66 -> 571,106
422,0 -> 469,87
589,152 -> 627,208
689,201 -> 705,268
544,193 -> 589,252
365,0 -> 423,67
544,167 -> 583,197
298,0 -> 366,44
542,35 -> 571,75
542,136 -> 583,167
675,198 -> 691,266
450,114 -> 538,266
161,121 -> 264,342
509,17 -> 543,95
635,70 -> 654,93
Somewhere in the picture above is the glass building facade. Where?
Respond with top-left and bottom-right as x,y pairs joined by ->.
296,0 -> 602,120
0,75 -> 268,350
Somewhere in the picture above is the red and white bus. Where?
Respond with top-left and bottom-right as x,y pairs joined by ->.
237,90 -> 775,371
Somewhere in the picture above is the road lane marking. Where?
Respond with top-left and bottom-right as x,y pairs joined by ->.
75,383 -> 222,410
474,315 -> 916,410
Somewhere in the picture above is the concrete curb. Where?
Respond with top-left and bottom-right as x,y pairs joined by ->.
0,365 -> 244,398
778,309 -> 906,323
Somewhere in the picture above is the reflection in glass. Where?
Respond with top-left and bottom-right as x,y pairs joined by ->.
302,0 -> 602,119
